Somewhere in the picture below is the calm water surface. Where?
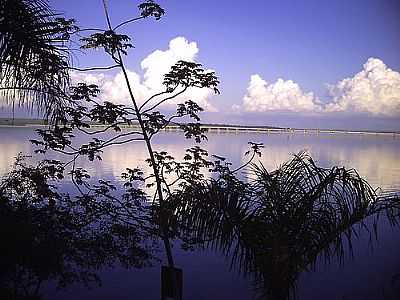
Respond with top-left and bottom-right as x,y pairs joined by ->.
1,127 -> 399,299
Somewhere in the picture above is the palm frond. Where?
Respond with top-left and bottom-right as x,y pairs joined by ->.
0,0 -> 73,118
175,152 -> 400,299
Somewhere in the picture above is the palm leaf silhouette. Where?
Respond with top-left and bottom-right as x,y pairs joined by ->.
0,0 -> 72,118
175,152 -> 400,300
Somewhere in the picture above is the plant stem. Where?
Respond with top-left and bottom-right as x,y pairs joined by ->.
117,50 -> 176,268
100,0 -> 178,298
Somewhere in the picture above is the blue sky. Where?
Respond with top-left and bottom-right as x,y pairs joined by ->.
3,0 -> 400,130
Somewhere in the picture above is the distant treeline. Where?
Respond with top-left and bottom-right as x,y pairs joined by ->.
0,118 -> 48,126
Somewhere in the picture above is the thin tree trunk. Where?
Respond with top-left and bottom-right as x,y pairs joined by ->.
100,1 -> 179,298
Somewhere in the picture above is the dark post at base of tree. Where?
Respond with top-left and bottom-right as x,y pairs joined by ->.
161,266 -> 183,300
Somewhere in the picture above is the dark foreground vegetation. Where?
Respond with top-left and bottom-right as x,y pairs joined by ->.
1,1 -> 399,300
1,151 -> 399,300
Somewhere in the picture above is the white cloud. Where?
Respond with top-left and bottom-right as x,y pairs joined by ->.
70,72 -> 105,85
71,37 -> 217,112
325,58 -> 400,116
141,37 -> 199,90
235,58 -> 400,117
240,74 -> 321,113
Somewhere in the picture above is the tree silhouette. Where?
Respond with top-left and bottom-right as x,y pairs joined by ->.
16,1 -> 219,299
1,1 -> 400,300
0,0 -> 76,118
174,152 -> 400,299
0,155 -> 156,300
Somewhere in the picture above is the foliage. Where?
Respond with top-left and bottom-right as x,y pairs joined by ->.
11,1 -> 220,299
0,155 -> 156,300
173,152 -> 400,299
0,0 -> 76,117
81,30 -> 133,58
138,0 -> 165,20
1,1 -> 400,300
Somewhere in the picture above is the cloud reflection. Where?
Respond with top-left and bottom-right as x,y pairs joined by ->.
1,129 -> 399,191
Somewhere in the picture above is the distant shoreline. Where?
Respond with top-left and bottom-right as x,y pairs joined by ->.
0,118 -> 399,136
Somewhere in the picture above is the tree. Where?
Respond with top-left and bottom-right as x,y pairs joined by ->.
1,1 -> 400,300
174,152 -> 400,299
0,0 -> 76,118
0,155 -> 155,300
22,0 -> 221,299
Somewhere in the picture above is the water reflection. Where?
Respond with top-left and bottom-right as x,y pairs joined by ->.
175,152 -> 400,300
0,128 -> 34,174
231,133 -> 400,190
1,130 -> 399,190
320,145 -> 400,190
0,129 -> 399,299
0,156 -> 156,300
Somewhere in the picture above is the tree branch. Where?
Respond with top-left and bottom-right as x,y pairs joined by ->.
113,16 -> 145,31
71,28 -> 106,34
99,131 -> 144,148
69,65 -> 120,72
142,86 -> 188,114
101,137 -> 145,147
139,86 -> 178,111
139,89 -> 174,112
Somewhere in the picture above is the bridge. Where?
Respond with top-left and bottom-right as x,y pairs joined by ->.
100,123 -> 399,137
3,120 -> 397,137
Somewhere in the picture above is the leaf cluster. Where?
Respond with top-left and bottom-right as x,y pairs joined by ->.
138,0 -> 165,20
81,30 -> 133,57
0,154 -> 158,299
173,152 -> 400,299
0,0 -> 75,117
163,60 -> 220,94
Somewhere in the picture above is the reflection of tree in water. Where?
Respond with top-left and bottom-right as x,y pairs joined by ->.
0,156 -> 156,300
1,150 -> 399,300
1,0 -> 399,299
175,152 -> 400,300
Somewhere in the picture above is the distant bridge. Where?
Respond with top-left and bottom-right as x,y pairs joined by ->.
6,121 -> 398,137
99,124 -> 399,137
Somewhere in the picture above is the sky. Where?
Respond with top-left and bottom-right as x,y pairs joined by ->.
3,0 -> 400,130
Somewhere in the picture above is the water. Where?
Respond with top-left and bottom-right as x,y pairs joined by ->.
1,127 -> 399,299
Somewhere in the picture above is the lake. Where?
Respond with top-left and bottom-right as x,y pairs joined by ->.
1,127 -> 399,299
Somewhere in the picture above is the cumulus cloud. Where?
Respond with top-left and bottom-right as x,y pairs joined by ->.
140,37 -> 199,89
71,37 -> 217,112
240,74 -> 321,113
325,58 -> 400,116
235,58 -> 400,117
